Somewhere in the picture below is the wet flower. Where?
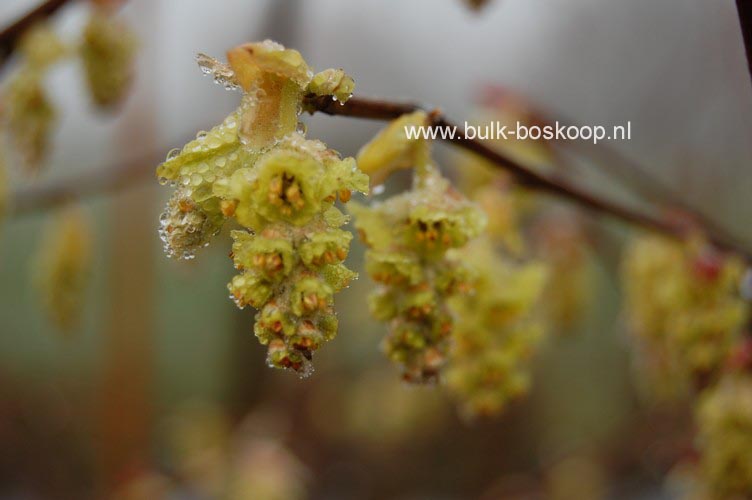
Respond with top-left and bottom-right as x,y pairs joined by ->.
696,374 -> 752,498
156,41 -> 367,375
352,165 -> 485,383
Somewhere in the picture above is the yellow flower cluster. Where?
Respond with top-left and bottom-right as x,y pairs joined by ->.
446,119 -> 550,416
445,239 -> 547,418
2,6 -> 136,173
33,206 -> 92,333
80,5 -> 137,108
2,25 -> 64,173
621,235 -> 748,383
352,113 -> 486,382
696,374 -> 752,498
156,41 -> 367,375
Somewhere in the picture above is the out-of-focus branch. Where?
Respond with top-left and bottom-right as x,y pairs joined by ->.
0,0 -> 76,68
306,94 -> 752,260
472,85 -> 748,251
9,93 -> 752,262
737,0 -> 752,88
552,125 -> 750,253
9,150 -> 159,216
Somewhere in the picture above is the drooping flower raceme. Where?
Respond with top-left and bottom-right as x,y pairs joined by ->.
33,206 -> 92,333
696,374 -> 752,498
448,121 -> 550,416
445,239 -> 547,418
80,5 -> 137,108
156,41 -> 367,376
351,112 -> 486,382
2,6 -> 136,173
2,24 -> 66,173
621,234 -> 748,385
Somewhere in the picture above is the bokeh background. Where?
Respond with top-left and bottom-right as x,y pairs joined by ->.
0,0 -> 751,498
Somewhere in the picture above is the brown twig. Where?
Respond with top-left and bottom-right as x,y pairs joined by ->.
9,93 -> 752,262
737,0 -> 752,88
9,150 -> 159,215
306,94 -> 752,260
0,0 -> 77,69
553,131 -> 751,254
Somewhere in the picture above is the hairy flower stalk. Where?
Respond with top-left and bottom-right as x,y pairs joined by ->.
352,111 -> 486,382
621,234 -> 749,388
156,40 -> 367,375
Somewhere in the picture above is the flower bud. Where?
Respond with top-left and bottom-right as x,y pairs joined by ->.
307,68 -> 355,103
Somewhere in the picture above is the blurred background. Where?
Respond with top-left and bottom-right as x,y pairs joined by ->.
0,0 -> 751,498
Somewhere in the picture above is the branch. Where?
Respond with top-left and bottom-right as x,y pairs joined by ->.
737,0 -> 752,88
553,129 -> 751,254
0,0 -> 76,69
9,93 -> 751,263
306,94 -> 752,260
9,150 -> 158,216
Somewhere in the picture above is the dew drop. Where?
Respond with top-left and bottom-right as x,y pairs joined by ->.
166,148 -> 180,161
298,359 -> 315,379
